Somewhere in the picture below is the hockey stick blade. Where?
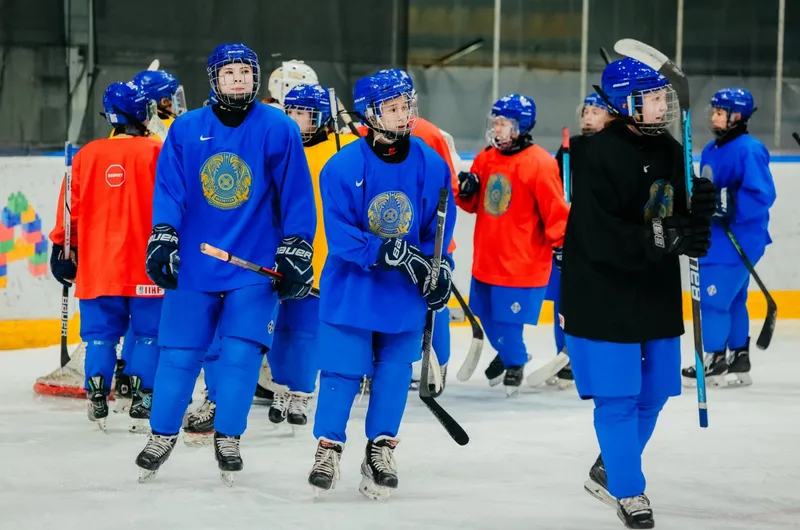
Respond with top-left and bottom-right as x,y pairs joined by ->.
526,351 -> 570,387
200,243 -> 320,298
147,59 -> 160,71
420,396 -> 469,446
454,283 -> 485,382
613,39 -> 690,110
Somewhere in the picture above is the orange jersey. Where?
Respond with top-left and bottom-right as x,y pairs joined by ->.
50,135 -> 163,300
456,144 -> 569,288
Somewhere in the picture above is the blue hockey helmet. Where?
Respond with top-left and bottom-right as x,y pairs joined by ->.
133,69 -> 186,116
486,94 -> 536,150
579,92 -> 610,135
710,88 -> 754,120
207,43 -> 260,108
284,83 -> 332,142
583,92 -> 607,111
601,57 -> 678,135
103,81 -> 148,126
353,71 -> 417,141
377,68 -> 414,90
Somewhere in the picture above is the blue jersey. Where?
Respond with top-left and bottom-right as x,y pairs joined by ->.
699,133 -> 776,265
152,103 -> 316,292
319,137 -> 456,333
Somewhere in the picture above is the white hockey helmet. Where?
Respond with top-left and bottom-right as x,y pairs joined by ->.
268,60 -> 319,105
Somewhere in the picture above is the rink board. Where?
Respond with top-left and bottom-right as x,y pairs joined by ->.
2,156 -> 799,350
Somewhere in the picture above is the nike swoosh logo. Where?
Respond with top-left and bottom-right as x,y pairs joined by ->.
200,136 -> 213,141
356,179 -> 364,187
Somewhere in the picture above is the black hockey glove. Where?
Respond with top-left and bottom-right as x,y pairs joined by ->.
553,246 -> 563,272
145,224 -> 180,290
425,258 -> 453,311
273,236 -> 314,300
647,215 -> 711,259
50,244 -> 77,288
457,171 -> 480,199
689,176 -> 716,220
377,238 -> 433,296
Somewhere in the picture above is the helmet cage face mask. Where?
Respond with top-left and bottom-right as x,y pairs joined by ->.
171,85 -> 188,116
485,114 -> 521,150
209,59 -> 260,108
285,105 -> 326,142
623,85 -> 679,136
364,91 -> 418,141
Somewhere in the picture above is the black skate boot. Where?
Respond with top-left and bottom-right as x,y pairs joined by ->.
113,359 -> 132,413
253,383 -> 274,406
584,454 -> 615,506
484,354 -> 505,386
617,494 -> 655,529
128,376 -> 152,434
136,433 -> 178,482
268,388 -> 290,424
727,338 -> 752,386
359,435 -> 399,501
214,431 -> 243,486
184,397 -> 216,446
308,437 -> 344,497
681,350 -> 728,388
504,366 -> 524,396
287,392 -> 312,426
86,375 -> 109,431
428,363 -> 448,397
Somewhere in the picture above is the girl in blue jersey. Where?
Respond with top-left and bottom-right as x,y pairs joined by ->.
681,88 -> 776,388
306,71 -> 456,500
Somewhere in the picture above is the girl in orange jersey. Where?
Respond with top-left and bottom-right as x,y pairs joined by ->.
456,94 -> 569,395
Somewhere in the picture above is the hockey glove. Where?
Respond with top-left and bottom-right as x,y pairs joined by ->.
425,258 -> 453,311
647,215 -> 712,259
50,244 -> 77,288
553,246 -> 563,272
274,236 -> 314,300
457,171 -> 480,199
145,224 -> 180,290
689,176 -> 716,220
713,186 -> 736,221
377,238 -> 433,296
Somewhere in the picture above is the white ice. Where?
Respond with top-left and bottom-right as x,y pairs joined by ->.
2,322 -> 800,530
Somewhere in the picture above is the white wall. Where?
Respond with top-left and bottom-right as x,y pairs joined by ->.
0,157 -> 796,321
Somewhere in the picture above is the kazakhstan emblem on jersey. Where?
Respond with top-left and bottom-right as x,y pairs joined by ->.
643,179 -> 675,221
200,152 -> 253,210
368,191 -> 413,238
484,173 -> 512,216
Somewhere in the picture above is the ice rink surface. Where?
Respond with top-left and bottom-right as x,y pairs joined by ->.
2,322 -> 799,530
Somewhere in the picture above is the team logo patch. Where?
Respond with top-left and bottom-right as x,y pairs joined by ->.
702,164 -> 713,182
267,320 -> 275,334
105,164 -> 126,188
483,173 -> 512,216
200,152 -> 253,210
510,302 -> 521,314
368,191 -> 413,238
707,285 -> 717,296
643,179 -> 675,221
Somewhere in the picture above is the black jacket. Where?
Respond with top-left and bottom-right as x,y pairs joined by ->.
560,119 -> 688,343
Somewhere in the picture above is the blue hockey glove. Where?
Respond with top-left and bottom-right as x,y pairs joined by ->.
553,246 -> 563,272
425,258 -> 453,311
50,244 -> 77,288
713,186 -> 735,221
274,236 -> 314,300
690,176 -> 716,220
145,224 -> 180,290
377,238 -> 433,295
457,171 -> 480,199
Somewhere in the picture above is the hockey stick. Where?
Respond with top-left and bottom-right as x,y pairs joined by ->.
200,243 -> 320,298
793,131 -> 800,146
454,282 -> 485,382
722,223 -> 777,349
328,88 -> 342,150
614,38 -> 708,428
59,142 -> 74,367
420,188 -> 469,446
600,47 -> 612,65
146,59 -> 160,71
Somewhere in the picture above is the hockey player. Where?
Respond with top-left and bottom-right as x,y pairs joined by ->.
306,71 -> 456,500
263,83 -> 359,427
135,43 -> 316,484
49,81 -> 164,432
544,92 -> 611,387
560,58 -> 715,528
262,60 -> 319,108
681,88 -> 776,388
456,94 -> 569,394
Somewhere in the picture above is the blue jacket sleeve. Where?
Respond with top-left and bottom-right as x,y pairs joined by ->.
320,162 -> 384,270
271,121 -> 316,243
735,145 -> 776,223
152,126 -> 186,230
419,162 -> 457,260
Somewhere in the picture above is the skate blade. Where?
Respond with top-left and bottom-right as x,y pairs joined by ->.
128,418 -> 151,434
584,478 -> 616,508
113,397 -> 132,414
220,470 -> 237,487
724,372 -> 752,386
708,375 -> 728,388
556,378 -> 574,390
358,475 -> 393,501
92,417 -> 108,433
138,468 -> 158,483
408,379 -> 420,391
183,432 -> 213,447
488,375 -> 504,387
681,376 -> 697,388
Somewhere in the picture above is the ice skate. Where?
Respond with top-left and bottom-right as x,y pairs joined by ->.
86,375 -> 109,432
428,363 -> 448,397
308,438 -> 343,498
584,454 -> 615,507
253,358 -> 275,406
359,436 -> 399,501
136,433 -> 178,483
681,350 -> 728,388
183,397 -> 215,446
268,387 -> 290,424
485,353 -> 532,387
546,361 -> 574,390
128,376 -> 152,434
617,494 -> 655,529
253,383 -> 274,406
287,391 -> 312,426
725,339 -> 752,386
113,359 -> 132,413
503,366 -> 524,397
214,431 -> 243,487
